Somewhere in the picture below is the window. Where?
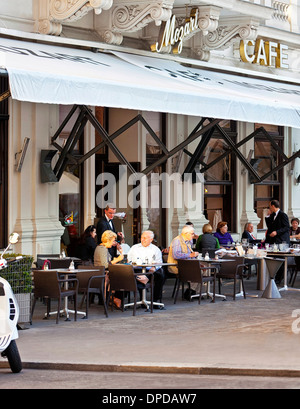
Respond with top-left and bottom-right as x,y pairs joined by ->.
58,105 -> 82,253
203,122 -> 236,232
253,124 -> 283,229
144,112 -> 166,247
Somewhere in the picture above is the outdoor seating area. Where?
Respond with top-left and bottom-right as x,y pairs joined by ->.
28,249 -> 300,326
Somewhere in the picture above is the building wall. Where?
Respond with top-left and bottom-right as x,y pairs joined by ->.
8,100 -> 64,256
1,1 -> 299,254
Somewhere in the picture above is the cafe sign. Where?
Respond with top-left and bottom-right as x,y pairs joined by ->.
151,9 -> 199,55
240,39 -> 289,69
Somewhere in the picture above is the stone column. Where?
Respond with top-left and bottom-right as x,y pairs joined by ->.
8,101 -> 64,258
237,122 -> 260,238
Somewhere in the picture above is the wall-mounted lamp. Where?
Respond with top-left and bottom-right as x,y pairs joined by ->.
15,137 -> 30,172
288,155 -> 295,176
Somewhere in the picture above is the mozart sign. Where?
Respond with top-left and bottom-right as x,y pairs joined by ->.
151,9 -> 199,55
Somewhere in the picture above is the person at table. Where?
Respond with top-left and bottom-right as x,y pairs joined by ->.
168,225 -> 199,300
265,200 -> 290,245
167,225 -> 199,275
94,230 -> 124,268
96,204 -> 123,258
94,230 -> 124,309
290,217 -> 300,241
213,221 -> 234,246
77,225 -> 97,263
185,221 -> 199,248
127,230 -> 164,303
242,223 -> 257,244
196,223 -> 220,252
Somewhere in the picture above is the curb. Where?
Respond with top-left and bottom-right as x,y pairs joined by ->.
2,361 -> 300,378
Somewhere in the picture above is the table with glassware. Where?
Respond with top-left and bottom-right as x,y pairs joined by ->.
130,262 -> 177,310
181,255 -> 235,300
217,247 -> 270,296
37,256 -> 81,269
45,267 -> 101,320
197,256 -> 237,300
265,243 -> 300,292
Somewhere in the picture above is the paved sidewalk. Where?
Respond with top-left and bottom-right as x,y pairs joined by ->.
5,277 -> 300,376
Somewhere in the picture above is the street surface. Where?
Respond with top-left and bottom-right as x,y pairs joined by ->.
2,274 -> 300,391
1,368 -> 300,389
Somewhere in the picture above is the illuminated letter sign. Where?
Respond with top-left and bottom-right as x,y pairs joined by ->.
240,39 -> 289,69
152,9 -> 199,55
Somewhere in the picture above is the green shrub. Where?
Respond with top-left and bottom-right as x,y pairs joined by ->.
0,254 -> 33,294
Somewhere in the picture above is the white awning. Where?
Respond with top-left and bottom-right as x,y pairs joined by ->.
0,37 -> 300,128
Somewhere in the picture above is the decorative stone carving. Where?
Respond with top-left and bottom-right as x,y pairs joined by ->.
111,3 -> 172,33
193,17 -> 259,61
37,19 -> 63,36
36,0 -> 114,35
193,48 -> 211,62
273,1 -> 289,22
50,0 -> 113,21
198,6 -> 221,36
203,22 -> 259,51
98,29 -> 123,44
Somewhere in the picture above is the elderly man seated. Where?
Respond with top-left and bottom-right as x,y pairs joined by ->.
242,222 -> 258,244
127,230 -> 164,304
168,225 -> 199,273
168,225 -> 200,300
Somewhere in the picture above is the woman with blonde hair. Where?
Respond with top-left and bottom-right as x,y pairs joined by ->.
94,230 -> 124,309
94,230 -> 124,268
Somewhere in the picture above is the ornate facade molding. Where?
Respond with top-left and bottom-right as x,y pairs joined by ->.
197,5 -> 221,36
96,1 -> 174,45
35,0 -> 113,35
273,1 -> 290,22
203,22 -> 259,51
193,18 -> 259,61
111,3 -> 173,33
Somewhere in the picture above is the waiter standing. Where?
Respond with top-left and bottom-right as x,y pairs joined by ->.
265,200 -> 290,245
265,199 -> 290,284
96,204 -> 122,258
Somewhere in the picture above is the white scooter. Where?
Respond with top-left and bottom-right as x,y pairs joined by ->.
0,233 -> 23,373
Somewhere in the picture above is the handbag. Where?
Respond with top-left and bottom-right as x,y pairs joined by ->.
136,275 -> 149,285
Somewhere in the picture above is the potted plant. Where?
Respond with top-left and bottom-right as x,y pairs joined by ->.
0,253 -> 33,327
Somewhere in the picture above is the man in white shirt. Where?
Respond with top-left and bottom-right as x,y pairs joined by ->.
128,231 -> 164,303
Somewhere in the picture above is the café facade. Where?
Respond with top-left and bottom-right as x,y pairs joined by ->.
0,0 -> 299,257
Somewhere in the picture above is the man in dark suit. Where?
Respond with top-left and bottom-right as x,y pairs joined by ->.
96,204 -> 121,258
265,200 -> 290,245
265,200 -> 290,284
242,223 -> 257,244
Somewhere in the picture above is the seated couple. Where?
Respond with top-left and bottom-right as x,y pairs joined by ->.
94,230 -> 164,306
